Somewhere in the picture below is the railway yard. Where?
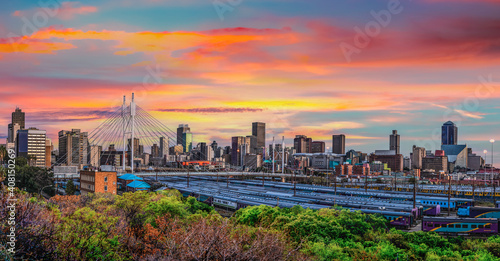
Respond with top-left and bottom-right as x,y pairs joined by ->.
151,176 -> 500,236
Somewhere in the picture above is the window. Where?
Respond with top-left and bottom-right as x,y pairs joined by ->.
104,186 -> 108,191
472,225 -> 477,228
463,225 -> 468,228
104,176 -> 108,182
486,225 -> 491,229
456,224 -> 461,228
479,225 -> 484,228
449,224 -> 454,228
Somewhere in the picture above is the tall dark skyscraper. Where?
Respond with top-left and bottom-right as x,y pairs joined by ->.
332,134 -> 345,154
389,130 -> 400,155
442,121 -> 458,145
252,122 -> 265,153
12,107 -> 25,129
177,124 -> 190,145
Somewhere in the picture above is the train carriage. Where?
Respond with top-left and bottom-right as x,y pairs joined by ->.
422,217 -> 498,235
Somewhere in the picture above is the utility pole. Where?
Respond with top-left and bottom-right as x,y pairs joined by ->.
413,175 -> 417,209
187,165 -> 190,187
365,171 -> 368,192
448,176 -> 451,216
472,176 -> 475,201
282,136 -> 284,176
294,171 -> 297,196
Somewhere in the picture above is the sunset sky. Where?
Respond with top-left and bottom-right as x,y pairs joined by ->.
1,0 -> 499,162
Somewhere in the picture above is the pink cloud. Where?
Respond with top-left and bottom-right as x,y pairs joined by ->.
58,2 -> 98,20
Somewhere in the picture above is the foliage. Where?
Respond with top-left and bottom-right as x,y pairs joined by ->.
2,187 -> 500,260
65,180 -> 76,195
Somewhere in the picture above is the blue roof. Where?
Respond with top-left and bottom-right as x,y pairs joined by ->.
126,180 -> 151,189
118,174 -> 143,180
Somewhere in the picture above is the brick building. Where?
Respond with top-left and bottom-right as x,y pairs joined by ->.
80,171 -> 117,195
369,153 -> 403,172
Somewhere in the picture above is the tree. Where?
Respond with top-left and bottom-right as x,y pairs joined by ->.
0,145 -> 7,164
65,180 -> 76,195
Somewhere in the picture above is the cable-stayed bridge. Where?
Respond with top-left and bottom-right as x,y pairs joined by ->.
52,93 -> 291,179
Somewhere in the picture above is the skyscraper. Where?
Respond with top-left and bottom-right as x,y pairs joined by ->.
12,107 -> 25,129
332,134 -> 345,154
311,141 -> 325,153
182,131 -> 192,153
442,121 -> 458,145
159,136 -> 169,158
389,130 -> 400,155
58,129 -> 89,167
127,138 -> 140,157
177,124 -> 190,145
16,128 -> 46,167
252,122 -> 265,153
294,135 -> 312,153
232,136 -> 250,166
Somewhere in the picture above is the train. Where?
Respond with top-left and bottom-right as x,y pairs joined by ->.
457,207 -> 500,219
422,217 -> 499,235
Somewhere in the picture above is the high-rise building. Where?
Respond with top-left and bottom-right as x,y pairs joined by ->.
45,139 -> 52,168
12,107 -> 25,129
231,136 -> 250,166
127,138 -> 140,157
411,145 -> 426,169
332,134 -> 345,154
151,144 -> 159,158
177,124 -> 190,145
294,135 -> 312,153
389,130 -> 400,155
182,131 -> 192,153
311,141 -> 325,153
89,145 -> 101,167
16,128 -> 46,167
159,137 -> 169,158
252,122 -> 265,153
442,121 -> 458,145
58,129 -> 88,167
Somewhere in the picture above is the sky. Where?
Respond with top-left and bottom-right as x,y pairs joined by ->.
0,0 -> 499,163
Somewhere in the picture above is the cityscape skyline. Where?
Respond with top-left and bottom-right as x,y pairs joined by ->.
2,105 -> 498,165
0,0 -> 499,163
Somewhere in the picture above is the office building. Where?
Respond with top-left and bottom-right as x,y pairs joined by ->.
89,145 -> 101,167
422,151 -> 448,173
231,136 -> 251,166
252,122 -> 266,153
151,144 -> 160,158
12,107 -> 25,129
369,152 -> 403,172
411,145 -> 426,169
16,128 -> 47,167
127,138 -> 140,157
159,136 -> 168,158
182,131 -> 192,153
441,144 -> 468,169
59,129 -> 89,167
311,141 -> 325,153
177,124 -> 190,145
294,135 -> 312,153
332,134 -> 346,154
442,121 -> 458,145
45,139 -> 52,168
389,130 -> 400,155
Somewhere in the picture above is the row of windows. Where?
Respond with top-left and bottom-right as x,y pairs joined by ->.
426,223 -> 490,229
81,175 -> 95,182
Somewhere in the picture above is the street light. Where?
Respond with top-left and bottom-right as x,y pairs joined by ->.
484,150 -> 488,186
